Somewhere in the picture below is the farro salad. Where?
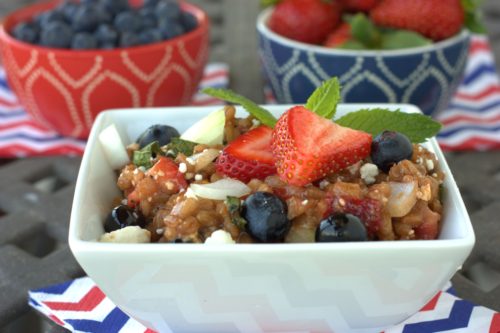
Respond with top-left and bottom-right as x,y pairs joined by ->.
98,78 -> 444,244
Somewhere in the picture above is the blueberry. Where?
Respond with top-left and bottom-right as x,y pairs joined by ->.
139,29 -> 163,45
72,32 -> 98,49
81,0 -> 99,5
57,1 -> 79,22
158,19 -> 184,40
156,1 -> 181,21
37,10 -> 67,26
95,24 -> 119,44
136,124 -> 180,148
12,22 -> 39,44
138,7 -> 158,30
242,192 -> 290,242
94,3 -> 114,24
72,5 -> 101,32
104,205 -> 146,232
180,12 -> 197,32
143,0 -> 160,8
120,32 -> 141,47
371,131 -> 413,173
100,42 -> 117,49
40,21 -> 73,48
315,214 -> 367,242
102,0 -> 130,15
114,11 -> 143,33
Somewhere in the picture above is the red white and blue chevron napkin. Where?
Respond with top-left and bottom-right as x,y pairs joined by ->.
28,277 -> 499,333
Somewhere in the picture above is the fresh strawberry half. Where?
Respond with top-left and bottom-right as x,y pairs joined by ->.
216,126 -> 276,183
147,156 -> 187,191
370,0 -> 464,41
268,0 -> 341,44
324,23 -> 351,48
271,106 -> 372,186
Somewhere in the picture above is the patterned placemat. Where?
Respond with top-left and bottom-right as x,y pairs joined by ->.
28,277 -> 500,333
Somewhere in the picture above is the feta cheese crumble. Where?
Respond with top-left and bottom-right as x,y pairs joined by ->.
204,230 -> 235,245
99,226 -> 150,243
360,163 -> 379,185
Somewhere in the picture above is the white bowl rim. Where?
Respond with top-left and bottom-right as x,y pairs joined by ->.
68,104 -> 475,256
256,7 -> 471,57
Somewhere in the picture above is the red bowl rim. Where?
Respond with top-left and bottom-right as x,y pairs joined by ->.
0,0 -> 209,57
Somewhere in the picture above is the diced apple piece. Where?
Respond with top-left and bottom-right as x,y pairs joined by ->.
98,123 -> 129,170
181,108 -> 225,145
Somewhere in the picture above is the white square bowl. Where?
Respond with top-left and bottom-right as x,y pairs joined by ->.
69,104 -> 475,333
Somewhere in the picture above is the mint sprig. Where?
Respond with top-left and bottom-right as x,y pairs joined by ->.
202,88 -> 277,127
305,77 -> 340,119
336,108 -> 442,143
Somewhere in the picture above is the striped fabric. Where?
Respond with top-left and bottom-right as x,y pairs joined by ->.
0,63 -> 228,158
29,277 -> 499,333
436,35 -> 500,151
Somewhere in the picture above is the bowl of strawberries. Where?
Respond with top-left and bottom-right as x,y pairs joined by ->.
257,0 -> 482,117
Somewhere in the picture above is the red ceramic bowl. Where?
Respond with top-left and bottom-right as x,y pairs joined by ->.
0,0 -> 209,138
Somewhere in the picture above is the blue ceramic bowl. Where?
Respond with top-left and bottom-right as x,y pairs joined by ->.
257,8 -> 470,117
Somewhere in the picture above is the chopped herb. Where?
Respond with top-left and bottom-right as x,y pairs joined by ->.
132,141 -> 164,169
225,196 -> 247,229
165,137 -> 198,158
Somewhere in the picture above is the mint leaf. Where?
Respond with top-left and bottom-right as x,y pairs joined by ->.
336,108 -> 442,143
349,13 -> 381,48
165,137 -> 197,157
202,88 -> 277,127
381,30 -> 431,49
461,0 -> 486,33
133,141 -> 164,169
305,77 -> 341,119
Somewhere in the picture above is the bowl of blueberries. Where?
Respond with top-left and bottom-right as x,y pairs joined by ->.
0,0 -> 209,138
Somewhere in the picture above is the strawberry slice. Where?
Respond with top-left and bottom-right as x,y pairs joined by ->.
147,156 -> 187,191
272,106 -> 372,186
216,126 -> 276,183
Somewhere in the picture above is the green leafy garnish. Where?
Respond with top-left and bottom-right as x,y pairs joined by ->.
165,137 -> 197,157
461,0 -> 486,33
336,108 -> 442,143
381,30 -> 432,50
348,13 -> 381,49
202,87 -> 277,127
305,77 -> 341,119
225,196 -> 247,229
133,141 -> 164,169
339,13 -> 431,50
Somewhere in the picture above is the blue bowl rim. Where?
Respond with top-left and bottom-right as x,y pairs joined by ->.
257,7 -> 470,57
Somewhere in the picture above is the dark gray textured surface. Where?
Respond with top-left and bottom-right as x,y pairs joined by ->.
0,0 -> 499,332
